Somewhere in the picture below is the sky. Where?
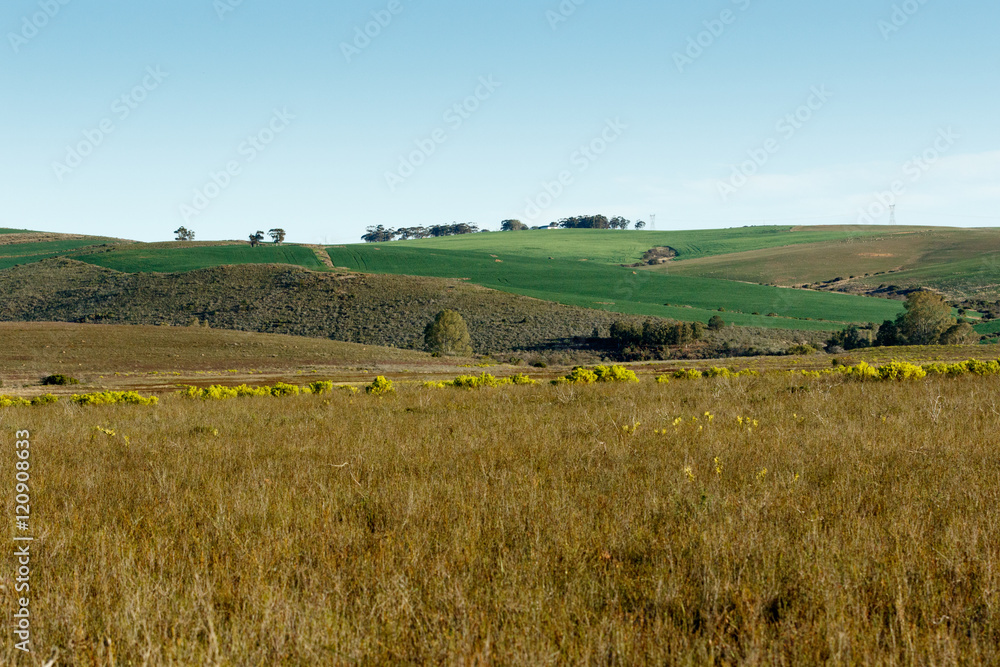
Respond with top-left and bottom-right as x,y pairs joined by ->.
2,0 -> 999,244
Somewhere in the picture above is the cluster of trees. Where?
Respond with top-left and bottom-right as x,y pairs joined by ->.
249,229 -> 286,247
555,215 -> 645,230
361,215 -> 651,241
610,319 -> 706,351
172,227 -> 287,245
827,291 -> 978,350
362,223 -> 480,243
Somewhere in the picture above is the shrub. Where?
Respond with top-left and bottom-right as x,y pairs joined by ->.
708,315 -> 725,331
30,394 -> 59,406
41,374 -> 79,386
366,376 -> 395,395
593,365 -> 639,383
509,373 -> 537,386
71,391 -> 159,406
557,367 -> 599,384
308,380 -> 335,395
672,369 -> 703,380
269,382 -> 300,397
704,367 -> 733,379
876,362 -> 926,381
0,396 -> 31,408
787,344 -> 816,356
655,375 -> 670,384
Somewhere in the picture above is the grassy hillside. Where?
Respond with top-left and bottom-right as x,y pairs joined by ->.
75,244 -> 326,273
0,259 -> 698,354
327,244 -> 903,329
663,227 -> 1000,300
380,226 -> 920,264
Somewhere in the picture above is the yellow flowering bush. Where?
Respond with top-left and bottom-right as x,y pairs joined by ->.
593,365 -> 639,383
0,396 -> 31,408
307,380 -> 335,395
366,376 -> 395,395
71,391 -> 159,406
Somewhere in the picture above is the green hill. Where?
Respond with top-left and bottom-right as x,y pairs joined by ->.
327,239 -> 904,329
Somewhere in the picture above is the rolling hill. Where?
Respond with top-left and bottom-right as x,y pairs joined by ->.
2,224 -> 998,339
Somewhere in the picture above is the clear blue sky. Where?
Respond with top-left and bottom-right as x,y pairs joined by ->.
3,0 -> 998,243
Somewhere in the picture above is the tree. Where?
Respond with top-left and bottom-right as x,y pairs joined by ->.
609,216 -> 631,230
707,315 -> 725,331
634,220 -> 647,230
899,291 -> 954,345
174,227 -> 194,241
361,225 -> 396,243
940,322 -> 978,345
268,228 -> 286,244
424,310 -> 473,356
826,324 -> 870,351
875,319 -> 904,347
501,219 -> 527,231
249,230 -> 265,247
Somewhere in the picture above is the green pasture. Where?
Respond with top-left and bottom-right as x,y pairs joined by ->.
389,226 -> 919,265
326,245 -> 904,329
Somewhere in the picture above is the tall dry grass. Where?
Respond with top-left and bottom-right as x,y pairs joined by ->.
2,374 -> 999,664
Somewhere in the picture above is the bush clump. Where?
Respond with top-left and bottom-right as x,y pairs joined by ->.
366,376 -> 395,395
41,374 -> 79,386
71,391 -> 159,406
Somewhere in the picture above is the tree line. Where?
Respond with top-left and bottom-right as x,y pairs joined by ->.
827,291 -> 979,351
362,223 -> 480,243
361,215 -> 647,242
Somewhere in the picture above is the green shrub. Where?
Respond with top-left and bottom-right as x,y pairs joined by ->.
41,374 -> 79,386
672,369 -> 703,380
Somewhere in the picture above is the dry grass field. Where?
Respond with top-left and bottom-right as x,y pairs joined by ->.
2,331 -> 1000,663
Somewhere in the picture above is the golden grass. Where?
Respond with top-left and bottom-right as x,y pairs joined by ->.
3,374 -> 999,664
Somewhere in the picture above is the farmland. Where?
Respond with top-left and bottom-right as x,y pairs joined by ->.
325,244 -> 904,329
2,224 -> 999,338
1,322 -> 999,664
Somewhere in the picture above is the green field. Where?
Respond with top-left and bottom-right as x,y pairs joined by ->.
380,226 -> 919,265
327,244 -> 903,329
72,245 -> 325,273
